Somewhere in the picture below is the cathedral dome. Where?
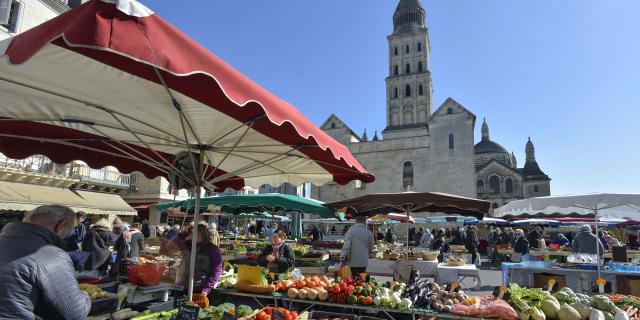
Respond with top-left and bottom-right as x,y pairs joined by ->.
474,139 -> 509,155
474,119 -> 515,168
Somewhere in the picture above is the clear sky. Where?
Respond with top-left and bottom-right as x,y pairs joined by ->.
149,0 -> 640,196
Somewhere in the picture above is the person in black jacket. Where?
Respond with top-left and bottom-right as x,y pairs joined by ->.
257,230 -> 295,273
465,227 -> 480,264
0,205 -> 91,320
82,218 -> 115,273
514,229 -> 529,255
431,229 -> 450,262
64,211 -> 87,251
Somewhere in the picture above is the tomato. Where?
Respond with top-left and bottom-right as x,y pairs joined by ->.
257,311 -> 268,320
290,312 -> 298,320
264,307 -> 273,316
297,280 -> 307,289
307,280 -> 316,288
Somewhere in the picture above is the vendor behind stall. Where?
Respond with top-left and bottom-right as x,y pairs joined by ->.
514,229 -> 529,255
572,225 -> 604,255
170,222 -> 223,296
258,230 -> 295,273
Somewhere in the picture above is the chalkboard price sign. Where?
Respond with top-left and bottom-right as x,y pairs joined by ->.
176,305 -> 200,320
174,295 -> 189,309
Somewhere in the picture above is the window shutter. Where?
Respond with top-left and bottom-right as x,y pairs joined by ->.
0,0 -> 11,25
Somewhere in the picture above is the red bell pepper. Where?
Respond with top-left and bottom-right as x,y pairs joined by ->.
337,293 -> 346,304
328,292 -> 337,303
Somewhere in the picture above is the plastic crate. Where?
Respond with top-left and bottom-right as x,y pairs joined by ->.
88,297 -> 117,316
310,311 -> 357,320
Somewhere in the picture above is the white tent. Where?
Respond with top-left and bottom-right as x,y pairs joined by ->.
494,193 -> 640,220
495,193 -> 640,279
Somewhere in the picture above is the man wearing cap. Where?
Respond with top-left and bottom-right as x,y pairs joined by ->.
572,225 -> 604,255
514,229 -> 529,255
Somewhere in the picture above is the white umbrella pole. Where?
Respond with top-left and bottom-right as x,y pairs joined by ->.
187,185 -> 201,301
406,210 -> 410,253
594,207 -> 601,281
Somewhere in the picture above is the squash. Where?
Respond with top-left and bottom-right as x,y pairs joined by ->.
236,280 -> 276,294
317,289 -> 328,301
298,288 -> 308,299
307,288 -> 318,300
287,288 -> 299,299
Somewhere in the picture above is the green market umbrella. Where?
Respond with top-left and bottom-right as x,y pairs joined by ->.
235,212 -> 290,222
155,193 -> 333,218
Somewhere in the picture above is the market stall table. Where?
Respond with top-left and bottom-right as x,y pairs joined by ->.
367,259 -> 439,278
505,264 -> 640,294
214,288 -> 283,308
435,264 -> 481,289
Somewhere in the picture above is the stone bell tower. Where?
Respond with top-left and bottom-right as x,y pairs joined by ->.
384,0 -> 433,137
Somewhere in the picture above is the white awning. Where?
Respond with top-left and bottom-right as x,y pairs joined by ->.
75,190 -> 137,216
0,181 -> 137,216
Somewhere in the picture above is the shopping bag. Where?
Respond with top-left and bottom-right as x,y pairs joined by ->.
338,266 -> 352,280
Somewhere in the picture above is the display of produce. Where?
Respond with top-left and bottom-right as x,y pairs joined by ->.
78,283 -> 112,301
452,296 -> 518,319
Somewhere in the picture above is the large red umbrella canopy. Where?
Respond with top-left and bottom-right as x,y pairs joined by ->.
0,0 -> 374,190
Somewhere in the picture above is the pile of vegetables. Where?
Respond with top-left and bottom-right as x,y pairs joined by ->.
508,284 -> 546,320
400,279 -> 467,314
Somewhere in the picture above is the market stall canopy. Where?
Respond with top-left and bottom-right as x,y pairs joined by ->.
0,180 -> 135,215
370,213 -> 415,223
235,212 -> 290,222
464,217 -> 509,226
415,216 -> 477,224
0,0 -> 374,191
155,193 -> 333,218
511,218 -> 561,227
494,193 -> 640,220
326,192 -> 489,219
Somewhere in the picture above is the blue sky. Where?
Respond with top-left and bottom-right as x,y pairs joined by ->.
150,1 -> 640,195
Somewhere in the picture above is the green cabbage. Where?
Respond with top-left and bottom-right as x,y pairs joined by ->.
558,305 -> 581,320
569,303 -> 591,320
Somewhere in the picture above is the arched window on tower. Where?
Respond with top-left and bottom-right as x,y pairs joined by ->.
418,42 -> 422,52
393,87 -> 398,99
405,44 -> 410,54
403,161 -> 413,189
394,65 -> 398,76
448,134 -> 454,149
405,84 -> 411,97
418,61 -> 423,72
405,64 -> 411,74
489,176 -> 500,194
394,47 -> 398,56
477,180 -> 485,194
505,178 -> 514,193
418,84 -> 424,96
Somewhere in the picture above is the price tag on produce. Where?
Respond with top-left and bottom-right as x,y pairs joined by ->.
498,286 -> 508,299
547,279 -> 556,292
597,278 -> 606,294
176,305 -> 200,320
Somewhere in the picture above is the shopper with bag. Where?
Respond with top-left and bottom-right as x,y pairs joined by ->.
111,222 -> 145,277
340,215 -> 374,279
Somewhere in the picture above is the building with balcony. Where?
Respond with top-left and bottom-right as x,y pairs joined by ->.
0,154 -> 136,228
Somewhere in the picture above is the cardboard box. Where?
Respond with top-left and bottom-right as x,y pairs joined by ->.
533,273 -> 566,292
617,276 -> 640,296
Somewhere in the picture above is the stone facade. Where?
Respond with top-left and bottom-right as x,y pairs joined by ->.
317,0 -> 551,207
0,0 -> 75,40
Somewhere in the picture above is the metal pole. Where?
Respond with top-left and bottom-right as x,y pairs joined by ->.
406,210 -> 411,254
187,150 -> 205,301
594,206 -> 601,281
